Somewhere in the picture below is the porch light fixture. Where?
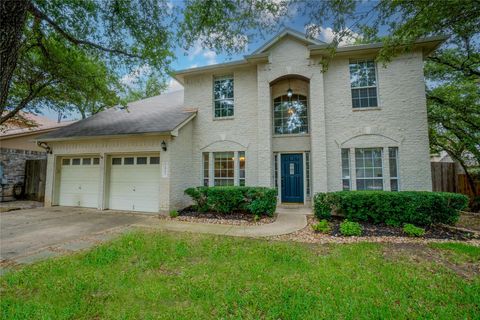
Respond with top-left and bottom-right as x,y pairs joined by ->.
287,79 -> 293,98
161,140 -> 167,151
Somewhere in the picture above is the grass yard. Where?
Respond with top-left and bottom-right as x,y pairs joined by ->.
1,231 -> 479,319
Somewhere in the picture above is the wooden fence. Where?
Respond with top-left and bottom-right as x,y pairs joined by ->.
24,159 -> 47,202
431,162 -> 480,198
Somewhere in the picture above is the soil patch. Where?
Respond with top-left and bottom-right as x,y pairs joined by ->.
325,216 -> 475,240
456,212 -> 480,232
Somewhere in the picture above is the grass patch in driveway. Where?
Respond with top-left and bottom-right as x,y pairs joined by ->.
1,231 -> 479,319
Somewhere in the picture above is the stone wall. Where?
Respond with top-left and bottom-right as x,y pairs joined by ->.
0,148 -> 46,201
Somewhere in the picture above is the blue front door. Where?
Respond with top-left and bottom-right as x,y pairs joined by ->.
281,154 -> 304,203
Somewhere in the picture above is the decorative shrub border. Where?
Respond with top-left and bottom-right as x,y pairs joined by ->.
185,186 -> 277,216
314,191 -> 468,226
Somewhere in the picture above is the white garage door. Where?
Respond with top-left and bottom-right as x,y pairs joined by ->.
108,155 -> 161,212
58,157 -> 100,208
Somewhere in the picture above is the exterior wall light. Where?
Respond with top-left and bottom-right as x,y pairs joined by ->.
161,140 -> 167,151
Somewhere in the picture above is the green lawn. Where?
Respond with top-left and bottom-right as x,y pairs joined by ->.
1,231 -> 479,319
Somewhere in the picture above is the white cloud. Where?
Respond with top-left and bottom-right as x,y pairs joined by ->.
189,63 -> 198,68
166,78 -> 183,93
203,50 -> 217,65
305,24 -> 360,46
120,65 -> 151,88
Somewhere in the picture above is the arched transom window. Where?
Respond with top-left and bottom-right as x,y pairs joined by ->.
273,94 -> 308,135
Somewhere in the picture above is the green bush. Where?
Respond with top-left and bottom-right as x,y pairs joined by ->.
184,186 -> 277,216
403,224 -> 425,237
312,219 -> 331,233
169,210 -> 179,218
339,220 -> 362,236
313,191 -> 468,226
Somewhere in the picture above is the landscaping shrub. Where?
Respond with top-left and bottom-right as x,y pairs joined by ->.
403,224 -> 425,237
313,191 -> 468,226
312,219 -> 331,233
184,186 -> 277,216
169,210 -> 179,218
339,220 -> 362,236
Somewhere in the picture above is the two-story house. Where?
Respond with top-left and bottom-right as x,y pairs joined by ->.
38,28 -> 444,213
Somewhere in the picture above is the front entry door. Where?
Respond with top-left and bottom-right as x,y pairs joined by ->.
281,154 -> 304,203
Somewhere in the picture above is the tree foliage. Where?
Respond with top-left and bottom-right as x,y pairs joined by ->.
1,0 -> 289,125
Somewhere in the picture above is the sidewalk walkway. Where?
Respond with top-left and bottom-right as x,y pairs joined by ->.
133,206 -> 311,238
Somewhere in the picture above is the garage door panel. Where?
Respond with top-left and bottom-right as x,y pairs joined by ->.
108,155 -> 160,213
58,157 -> 100,208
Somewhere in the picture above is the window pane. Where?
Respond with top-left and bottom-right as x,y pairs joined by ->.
272,94 -> 308,135
355,148 -> 383,190
72,158 -> 81,165
350,59 -> 378,108
213,152 -> 234,186
112,158 -> 122,165
341,149 -> 350,191
124,157 -> 134,165
213,76 -> 234,118
93,158 -> 100,165
82,158 -> 91,165
137,157 -> 147,165
150,156 -> 160,164
62,159 -> 70,165
391,179 -> 399,192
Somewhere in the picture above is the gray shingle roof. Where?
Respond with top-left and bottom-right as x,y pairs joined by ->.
38,90 -> 194,141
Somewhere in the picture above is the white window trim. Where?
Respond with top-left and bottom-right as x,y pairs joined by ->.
203,151 -> 246,187
349,58 -> 380,109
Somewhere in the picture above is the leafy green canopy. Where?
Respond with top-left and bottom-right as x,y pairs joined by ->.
1,0 -> 288,124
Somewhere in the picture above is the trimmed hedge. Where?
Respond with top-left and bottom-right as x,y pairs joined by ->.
314,191 -> 468,226
184,186 -> 277,216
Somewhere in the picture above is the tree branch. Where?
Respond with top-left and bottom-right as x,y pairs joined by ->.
27,2 -> 142,59
428,56 -> 480,77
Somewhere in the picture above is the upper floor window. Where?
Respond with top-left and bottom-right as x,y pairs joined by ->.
349,59 -> 378,108
273,94 -> 308,135
213,75 -> 234,118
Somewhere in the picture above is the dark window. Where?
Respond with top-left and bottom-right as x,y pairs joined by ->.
213,76 -> 234,118
137,157 -> 147,165
355,148 -> 383,190
341,149 -> 351,191
389,147 -> 400,191
82,158 -> 91,165
72,158 -> 81,165
350,59 -> 378,108
62,159 -> 70,165
273,94 -> 308,134
112,158 -> 122,165
93,158 -> 100,165
124,157 -> 134,165
150,156 -> 160,164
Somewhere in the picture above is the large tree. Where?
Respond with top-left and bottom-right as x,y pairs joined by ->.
302,0 -> 480,197
1,0 -> 287,125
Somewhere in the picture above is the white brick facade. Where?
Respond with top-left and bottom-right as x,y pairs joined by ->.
43,31 -> 434,212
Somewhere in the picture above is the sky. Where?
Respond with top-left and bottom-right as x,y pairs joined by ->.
42,1 -> 378,121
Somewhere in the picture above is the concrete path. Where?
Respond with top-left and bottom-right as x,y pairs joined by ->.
133,206 -> 310,237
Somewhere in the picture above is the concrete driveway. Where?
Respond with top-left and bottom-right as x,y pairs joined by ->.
1,207 -> 151,262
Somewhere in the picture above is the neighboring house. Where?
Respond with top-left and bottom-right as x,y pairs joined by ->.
0,113 -> 74,201
37,28 -> 445,213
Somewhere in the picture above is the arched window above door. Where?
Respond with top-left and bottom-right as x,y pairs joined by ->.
273,93 -> 308,135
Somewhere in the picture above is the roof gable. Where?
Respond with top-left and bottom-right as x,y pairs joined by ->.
252,28 -> 324,54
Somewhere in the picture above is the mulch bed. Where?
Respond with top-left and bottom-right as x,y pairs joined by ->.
326,216 -> 475,240
162,206 -> 276,226
270,216 -> 480,245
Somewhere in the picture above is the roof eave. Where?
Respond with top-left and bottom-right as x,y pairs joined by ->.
173,59 -> 250,84
308,35 -> 448,58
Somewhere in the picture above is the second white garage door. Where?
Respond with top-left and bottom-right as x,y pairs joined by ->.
108,155 -> 161,212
